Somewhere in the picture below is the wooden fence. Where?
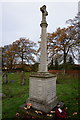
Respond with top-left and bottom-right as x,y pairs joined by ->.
48,70 -> 80,74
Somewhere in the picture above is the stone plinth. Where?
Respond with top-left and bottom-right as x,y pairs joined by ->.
27,72 -> 58,113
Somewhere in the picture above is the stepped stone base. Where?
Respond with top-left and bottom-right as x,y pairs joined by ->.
27,72 -> 58,113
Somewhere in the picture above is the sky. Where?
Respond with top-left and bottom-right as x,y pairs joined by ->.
0,0 -> 79,47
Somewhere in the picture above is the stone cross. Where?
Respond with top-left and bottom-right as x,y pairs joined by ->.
39,5 -> 48,72
27,5 -> 58,113
40,5 -> 48,23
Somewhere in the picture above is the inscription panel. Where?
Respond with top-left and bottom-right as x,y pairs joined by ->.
36,80 -> 43,100
30,77 -> 44,100
29,76 -> 56,102
46,77 -> 56,101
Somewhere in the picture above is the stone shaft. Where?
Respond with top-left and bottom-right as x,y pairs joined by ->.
39,23 -> 48,72
39,5 -> 48,72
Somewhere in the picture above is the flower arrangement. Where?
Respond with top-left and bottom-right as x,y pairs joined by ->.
55,104 -> 67,119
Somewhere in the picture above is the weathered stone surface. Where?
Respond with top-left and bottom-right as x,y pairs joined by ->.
27,73 -> 58,113
30,72 -> 56,78
20,71 -> 26,85
39,5 -> 48,73
2,72 -> 8,84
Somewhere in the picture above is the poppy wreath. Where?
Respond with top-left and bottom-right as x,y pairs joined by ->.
55,107 -> 67,119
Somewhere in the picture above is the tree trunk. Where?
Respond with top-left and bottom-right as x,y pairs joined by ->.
64,54 -> 67,64
63,48 -> 67,74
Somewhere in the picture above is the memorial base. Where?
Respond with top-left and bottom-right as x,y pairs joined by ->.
27,72 -> 59,113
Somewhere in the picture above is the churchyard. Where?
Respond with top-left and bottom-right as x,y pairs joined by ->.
2,72 -> 79,119
1,3 -> 80,120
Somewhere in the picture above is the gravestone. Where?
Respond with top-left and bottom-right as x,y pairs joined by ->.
27,5 -> 58,113
2,72 -> 8,84
20,71 -> 26,85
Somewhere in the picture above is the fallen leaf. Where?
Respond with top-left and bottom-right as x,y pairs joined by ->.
73,112 -> 77,115
32,116 -> 35,119
16,112 -> 20,117
47,114 -> 52,117
38,111 -> 43,114
24,107 -> 27,110
35,111 -> 38,114
50,111 -> 55,113
65,107 -> 68,110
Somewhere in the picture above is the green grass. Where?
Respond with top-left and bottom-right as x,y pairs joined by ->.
2,72 -> 31,119
2,72 -> 79,119
57,74 -> 79,119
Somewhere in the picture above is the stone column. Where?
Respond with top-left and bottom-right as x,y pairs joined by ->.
39,5 -> 48,72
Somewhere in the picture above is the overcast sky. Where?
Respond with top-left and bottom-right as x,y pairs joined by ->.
0,0 -> 79,46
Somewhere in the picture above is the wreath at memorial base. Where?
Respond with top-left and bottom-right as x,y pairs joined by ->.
55,104 -> 67,120
15,103 -> 68,120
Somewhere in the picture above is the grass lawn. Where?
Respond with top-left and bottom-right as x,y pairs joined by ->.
57,74 -> 79,119
2,72 -> 79,119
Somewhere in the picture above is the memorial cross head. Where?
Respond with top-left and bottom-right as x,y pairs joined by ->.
40,5 -> 48,22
